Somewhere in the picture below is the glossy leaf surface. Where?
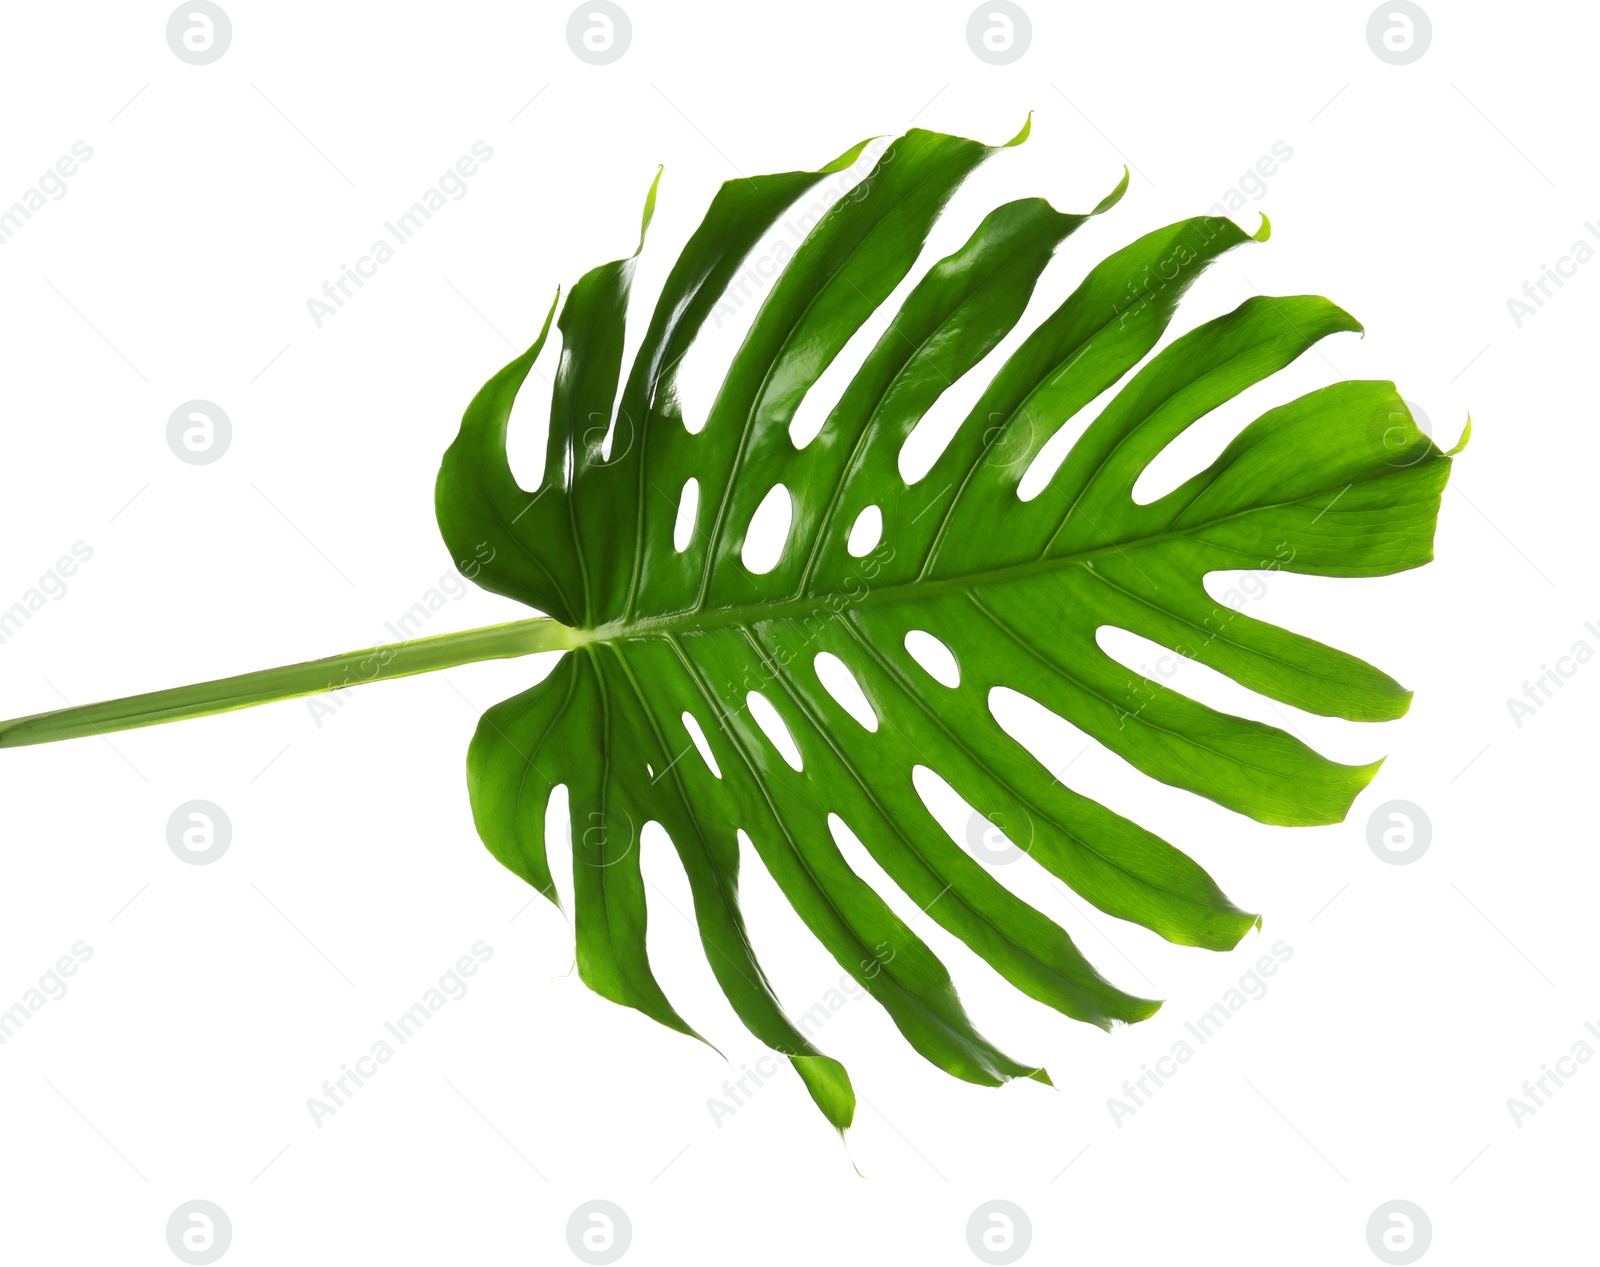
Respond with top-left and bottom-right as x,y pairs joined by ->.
435,124 -> 1458,1129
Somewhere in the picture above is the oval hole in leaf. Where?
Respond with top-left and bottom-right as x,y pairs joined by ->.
1016,377 -> 1125,502
1129,359 -> 1325,505
898,313 -> 1028,484
987,685 -> 1142,819
846,505 -> 882,557
1094,626 -> 1363,761
741,484 -> 793,574
911,765 -> 1029,869
791,242 -> 927,451
988,684 -> 1234,839
826,811 -> 925,930
1129,411 -> 1237,505
675,265 -> 766,435
788,376 -> 837,451
1094,625 -> 1268,727
904,630 -> 960,688
598,416 -> 620,463
505,338 -> 562,489
1202,566 -> 1277,614
746,691 -> 803,771
639,819 -> 706,980
673,477 -> 700,553
680,710 -> 721,778
543,784 -> 574,911
814,652 -> 878,732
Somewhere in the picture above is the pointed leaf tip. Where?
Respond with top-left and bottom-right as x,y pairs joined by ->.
1217,210 -> 1270,243
1352,756 -> 1386,807
792,1054 -> 855,1131
819,135 -> 882,173
1448,415 -> 1472,456
1093,167 -> 1131,215
635,165 -> 664,254
1003,112 -> 1034,148
528,287 -> 562,357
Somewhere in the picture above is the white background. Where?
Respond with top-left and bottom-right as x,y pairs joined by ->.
0,1 -> 1591,1263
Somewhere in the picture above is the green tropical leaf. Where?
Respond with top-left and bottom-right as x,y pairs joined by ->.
0,122 -> 1461,1134
433,122 -> 1459,1128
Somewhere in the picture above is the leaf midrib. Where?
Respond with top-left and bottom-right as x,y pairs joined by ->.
573,470 -> 1413,644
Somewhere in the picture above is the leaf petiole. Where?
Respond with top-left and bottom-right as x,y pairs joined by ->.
0,616 -> 579,749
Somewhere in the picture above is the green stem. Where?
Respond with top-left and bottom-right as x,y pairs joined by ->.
0,616 -> 580,749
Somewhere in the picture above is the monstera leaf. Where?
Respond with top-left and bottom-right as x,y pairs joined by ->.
0,122 -> 1461,1133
